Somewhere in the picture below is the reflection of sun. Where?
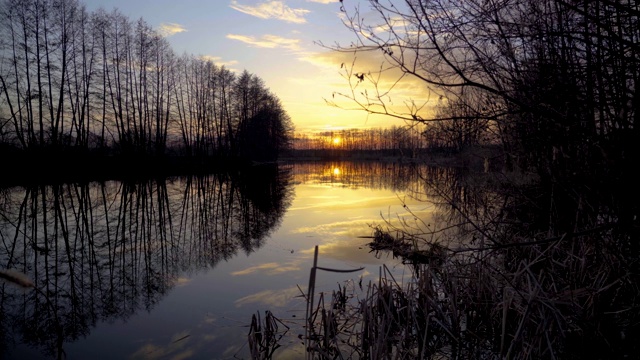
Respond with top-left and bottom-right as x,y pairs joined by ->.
332,137 -> 341,146
333,167 -> 341,176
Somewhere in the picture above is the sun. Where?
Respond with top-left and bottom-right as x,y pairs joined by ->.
332,137 -> 341,146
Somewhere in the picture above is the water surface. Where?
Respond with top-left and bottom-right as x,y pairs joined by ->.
0,161 -> 440,359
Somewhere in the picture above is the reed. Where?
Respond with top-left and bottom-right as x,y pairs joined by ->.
248,310 -> 290,360
250,216 -> 639,359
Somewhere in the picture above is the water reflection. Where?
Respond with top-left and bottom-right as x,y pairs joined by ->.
0,166 -> 293,359
289,161 -> 424,191
0,161 -> 463,359
354,166 -> 640,358
409,166 -> 506,248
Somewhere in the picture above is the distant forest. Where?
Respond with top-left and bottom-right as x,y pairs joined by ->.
0,0 -> 294,169
293,122 -> 494,153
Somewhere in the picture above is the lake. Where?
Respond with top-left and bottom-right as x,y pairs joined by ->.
0,161 -> 446,360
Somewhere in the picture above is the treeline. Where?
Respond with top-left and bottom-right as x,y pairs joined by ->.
0,0 -> 293,164
291,123 -> 494,159
294,123 -> 494,153
293,125 -> 429,152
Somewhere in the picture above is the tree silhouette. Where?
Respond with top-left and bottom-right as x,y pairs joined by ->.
0,0 -> 293,175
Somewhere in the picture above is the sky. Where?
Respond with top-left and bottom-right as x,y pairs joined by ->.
82,0 -> 430,134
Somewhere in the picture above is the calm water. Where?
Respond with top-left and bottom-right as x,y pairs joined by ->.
0,161 -> 443,359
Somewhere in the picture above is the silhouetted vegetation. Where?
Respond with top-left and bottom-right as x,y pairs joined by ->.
0,0 -> 294,182
287,125 -> 500,164
268,0 -> 640,358
327,0 -> 637,185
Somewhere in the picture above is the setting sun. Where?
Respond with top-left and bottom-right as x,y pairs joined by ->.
332,137 -> 342,146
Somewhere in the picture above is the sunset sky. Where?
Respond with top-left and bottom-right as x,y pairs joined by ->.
83,0 -> 433,133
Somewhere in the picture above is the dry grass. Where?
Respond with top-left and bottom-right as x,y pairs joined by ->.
249,225 -> 640,360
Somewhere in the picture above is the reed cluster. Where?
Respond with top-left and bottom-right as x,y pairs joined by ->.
250,223 -> 640,359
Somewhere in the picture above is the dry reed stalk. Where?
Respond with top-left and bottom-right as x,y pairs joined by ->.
248,310 -> 290,360
302,245 -> 364,360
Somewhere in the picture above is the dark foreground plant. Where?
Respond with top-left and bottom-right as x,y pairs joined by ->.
248,310 -> 290,360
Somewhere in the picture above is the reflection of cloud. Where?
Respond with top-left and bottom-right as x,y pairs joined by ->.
203,313 -> 216,324
157,23 -> 187,37
130,330 -> 193,360
172,277 -> 192,287
299,239 -> 384,266
261,345 -> 306,359
202,334 -> 217,342
292,209 -> 436,241
289,194 -> 398,211
231,261 -> 301,276
222,345 -> 244,358
229,0 -> 310,24
226,34 -> 301,51
235,286 -> 302,308
292,218 -> 373,237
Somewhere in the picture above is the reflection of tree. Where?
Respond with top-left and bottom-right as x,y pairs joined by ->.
365,165 -> 640,358
0,166 -> 292,358
0,1 -> 293,163
291,161 -> 427,192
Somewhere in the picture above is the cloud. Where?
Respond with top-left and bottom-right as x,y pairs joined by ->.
306,0 -> 339,3
229,0 -> 310,24
157,23 -> 187,37
199,55 -> 239,68
226,33 -> 301,51
299,48 -> 440,117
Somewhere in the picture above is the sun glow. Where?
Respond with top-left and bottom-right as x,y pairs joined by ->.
332,137 -> 341,146
333,167 -> 341,176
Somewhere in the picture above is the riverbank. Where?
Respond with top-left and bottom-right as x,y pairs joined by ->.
2,145 -> 505,187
